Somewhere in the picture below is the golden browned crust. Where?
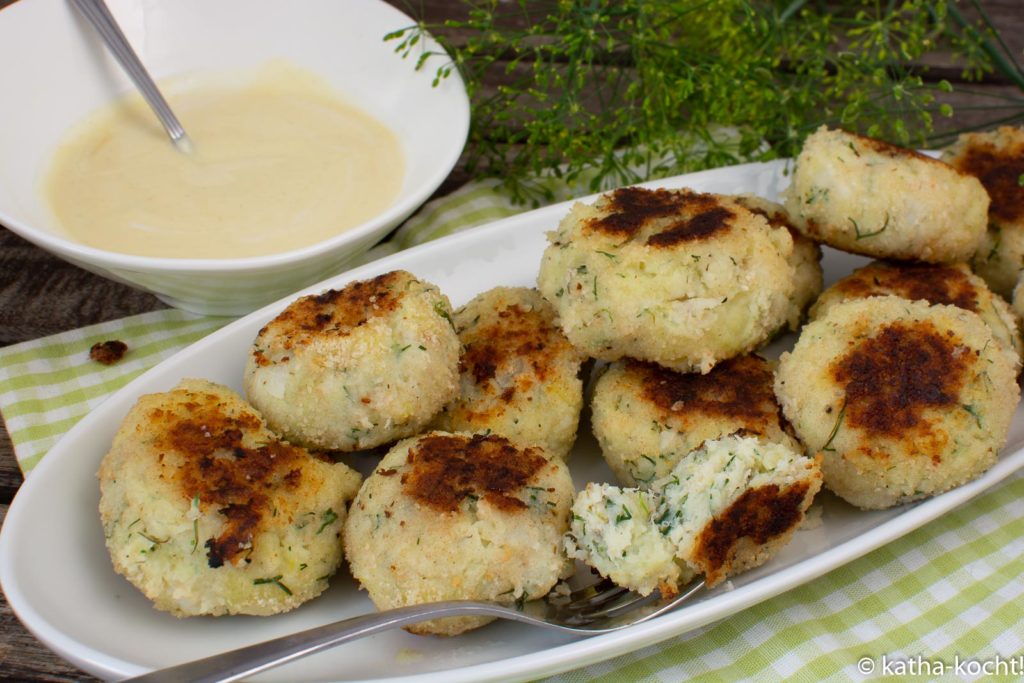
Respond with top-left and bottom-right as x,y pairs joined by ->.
144,388 -> 316,569
947,135 -> 1024,224
400,433 -> 548,513
736,196 -> 816,248
582,187 -> 736,246
691,480 -> 811,585
632,355 -> 782,433
252,271 -> 408,364
857,133 -> 929,160
854,130 -> 964,173
829,261 -> 980,312
740,202 -> 790,231
645,206 -> 735,247
459,300 -> 572,405
829,321 -> 969,454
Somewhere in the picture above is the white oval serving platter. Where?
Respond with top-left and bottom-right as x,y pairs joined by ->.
2,160 -> 1022,682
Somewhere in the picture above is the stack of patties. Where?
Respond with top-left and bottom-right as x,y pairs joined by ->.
773,126 -> 1022,510
241,272 -> 596,634
536,184 -> 826,594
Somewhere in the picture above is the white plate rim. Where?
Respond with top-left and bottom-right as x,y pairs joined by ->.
2,159 -> 1021,682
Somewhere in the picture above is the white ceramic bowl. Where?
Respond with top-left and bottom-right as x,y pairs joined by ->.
0,0 -> 469,316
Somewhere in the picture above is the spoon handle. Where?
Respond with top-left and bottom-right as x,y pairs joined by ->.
70,0 -> 193,152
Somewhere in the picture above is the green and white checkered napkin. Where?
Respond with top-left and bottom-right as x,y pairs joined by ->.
1,179 -> 1021,681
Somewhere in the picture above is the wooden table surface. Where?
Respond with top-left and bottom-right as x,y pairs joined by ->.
1,1 -> 1021,680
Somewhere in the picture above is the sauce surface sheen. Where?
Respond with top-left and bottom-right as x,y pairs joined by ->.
45,63 -> 405,259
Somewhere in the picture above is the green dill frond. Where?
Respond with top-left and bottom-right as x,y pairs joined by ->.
386,0 -> 1022,203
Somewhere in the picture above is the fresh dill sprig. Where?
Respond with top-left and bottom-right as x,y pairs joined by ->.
253,575 -> 293,596
387,0 -> 1020,203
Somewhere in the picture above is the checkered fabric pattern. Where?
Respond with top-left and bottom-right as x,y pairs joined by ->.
1,179 -> 1021,681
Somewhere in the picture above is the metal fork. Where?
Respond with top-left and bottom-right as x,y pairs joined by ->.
126,578 -> 706,683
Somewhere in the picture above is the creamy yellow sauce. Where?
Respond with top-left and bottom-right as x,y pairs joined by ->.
45,64 -> 405,259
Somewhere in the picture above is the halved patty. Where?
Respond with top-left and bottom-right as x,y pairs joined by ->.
567,434 -> 821,592
653,434 -> 822,587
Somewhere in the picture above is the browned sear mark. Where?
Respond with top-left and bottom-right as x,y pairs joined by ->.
741,204 -> 788,230
856,132 -> 935,163
257,271 -> 406,345
635,355 -> 779,427
830,322 -> 969,438
693,482 -> 810,585
586,187 -> 709,236
833,262 -> 979,312
737,201 -> 806,243
459,303 -> 565,399
646,206 -> 735,247
401,433 -> 546,513
89,340 -> 128,365
952,142 -> 1024,223
583,186 -> 731,245
152,395 -> 308,568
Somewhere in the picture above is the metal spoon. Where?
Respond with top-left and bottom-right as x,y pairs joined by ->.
70,0 -> 193,153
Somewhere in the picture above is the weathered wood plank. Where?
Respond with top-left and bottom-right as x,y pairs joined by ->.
0,229 -> 167,346
0,429 -> 22,505
386,0 -> 1024,87
0,1 -> 1020,679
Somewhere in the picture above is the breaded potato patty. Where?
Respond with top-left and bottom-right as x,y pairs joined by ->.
537,186 -> 799,373
244,270 -> 461,451
565,483 -> 691,597
810,260 -> 1022,366
653,434 -> 822,587
98,379 -> 362,617
430,287 -> 586,459
942,126 -> 1024,297
775,296 -> 1019,509
731,194 -> 824,327
783,127 -> 989,263
343,432 -> 574,636
591,355 -> 801,487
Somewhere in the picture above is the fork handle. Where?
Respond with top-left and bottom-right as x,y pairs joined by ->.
123,600 -> 514,683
